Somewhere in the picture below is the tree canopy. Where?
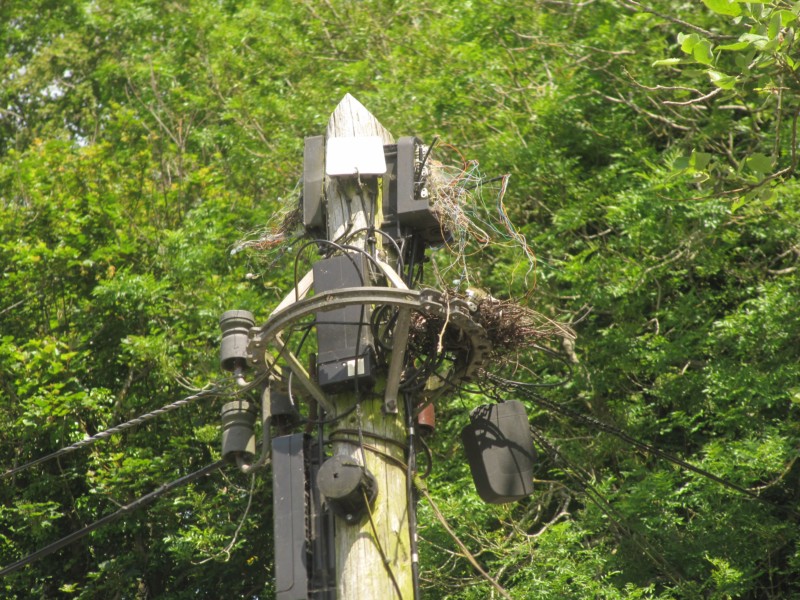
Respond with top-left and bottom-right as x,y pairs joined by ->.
2,0 -> 800,598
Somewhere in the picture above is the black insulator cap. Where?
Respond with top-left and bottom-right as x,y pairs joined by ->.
219,310 -> 255,371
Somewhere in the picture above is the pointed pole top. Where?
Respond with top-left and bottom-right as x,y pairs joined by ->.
326,93 -> 394,144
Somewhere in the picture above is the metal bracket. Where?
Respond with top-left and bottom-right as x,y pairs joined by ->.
248,287 -> 492,412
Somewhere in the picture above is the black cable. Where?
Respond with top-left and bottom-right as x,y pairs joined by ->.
404,393 -> 422,600
341,227 -> 405,275
497,343 -> 573,389
0,459 -> 226,577
491,374 -> 799,516
370,304 -> 400,352
329,429 -> 409,453
292,239 -> 365,301
529,429 -> 682,586
326,438 -> 408,471
415,435 -> 433,480
398,347 -> 447,392
404,236 -> 417,286
305,402 -> 359,426
419,137 -> 439,177
1,382 -> 247,480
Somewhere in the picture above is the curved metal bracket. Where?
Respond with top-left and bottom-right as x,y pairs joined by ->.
247,287 -> 491,413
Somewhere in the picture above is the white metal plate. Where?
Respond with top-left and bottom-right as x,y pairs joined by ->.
325,136 -> 387,177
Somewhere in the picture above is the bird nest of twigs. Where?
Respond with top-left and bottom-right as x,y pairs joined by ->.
405,291 -> 574,372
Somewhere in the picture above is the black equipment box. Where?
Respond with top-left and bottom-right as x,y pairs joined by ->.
461,401 -> 536,504
313,252 -> 376,391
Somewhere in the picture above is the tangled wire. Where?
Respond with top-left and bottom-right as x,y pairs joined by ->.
427,155 -> 537,293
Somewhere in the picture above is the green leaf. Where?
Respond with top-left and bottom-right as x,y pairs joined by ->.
730,196 -> 748,213
768,11 -> 782,39
694,39 -> 714,64
702,0 -> 742,16
707,69 -> 737,89
716,41 -> 751,51
673,156 -> 691,171
679,32 -> 702,55
692,151 -> 712,171
652,58 -> 684,67
776,10 -> 797,26
740,33 -> 771,49
746,152 -> 773,175
673,151 -> 712,173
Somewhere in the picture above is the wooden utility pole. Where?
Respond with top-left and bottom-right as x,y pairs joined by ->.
230,93 -> 542,600
324,94 -> 413,599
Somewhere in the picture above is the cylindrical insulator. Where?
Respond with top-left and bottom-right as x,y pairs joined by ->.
219,310 -> 255,372
416,403 -> 436,436
221,400 -> 257,462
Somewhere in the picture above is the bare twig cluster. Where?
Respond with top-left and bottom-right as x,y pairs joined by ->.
404,291 -> 575,381
474,296 -> 575,355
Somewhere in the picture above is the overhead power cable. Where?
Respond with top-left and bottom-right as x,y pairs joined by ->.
2,379 -> 258,480
529,428 -> 683,586
0,459 -> 226,577
490,374 -> 799,517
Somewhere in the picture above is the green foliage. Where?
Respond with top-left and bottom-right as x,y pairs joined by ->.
652,0 -> 800,200
2,0 -> 800,598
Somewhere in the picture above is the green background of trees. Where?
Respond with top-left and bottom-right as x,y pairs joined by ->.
2,0 -> 800,598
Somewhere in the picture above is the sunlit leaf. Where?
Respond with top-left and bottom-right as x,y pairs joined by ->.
702,0 -> 742,16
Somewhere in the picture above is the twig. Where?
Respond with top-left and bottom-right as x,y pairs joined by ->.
616,0 -> 730,39
416,481 -> 513,600
663,87 -> 723,106
437,295 -> 451,354
0,298 -> 25,317
193,473 -> 256,565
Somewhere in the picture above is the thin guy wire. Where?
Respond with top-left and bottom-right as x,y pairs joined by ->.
489,374 -> 800,518
363,488 -> 404,600
529,428 -> 683,586
193,472 -> 256,565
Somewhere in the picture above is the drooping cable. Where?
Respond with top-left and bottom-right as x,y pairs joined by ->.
404,393 -> 422,600
1,380 -> 255,480
291,238 -> 387,303
490,374 -> 799,516
0,459 -> 226,577
341,227 -> 405,275
192,472 -> 256,565
529,428 -> 683,586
